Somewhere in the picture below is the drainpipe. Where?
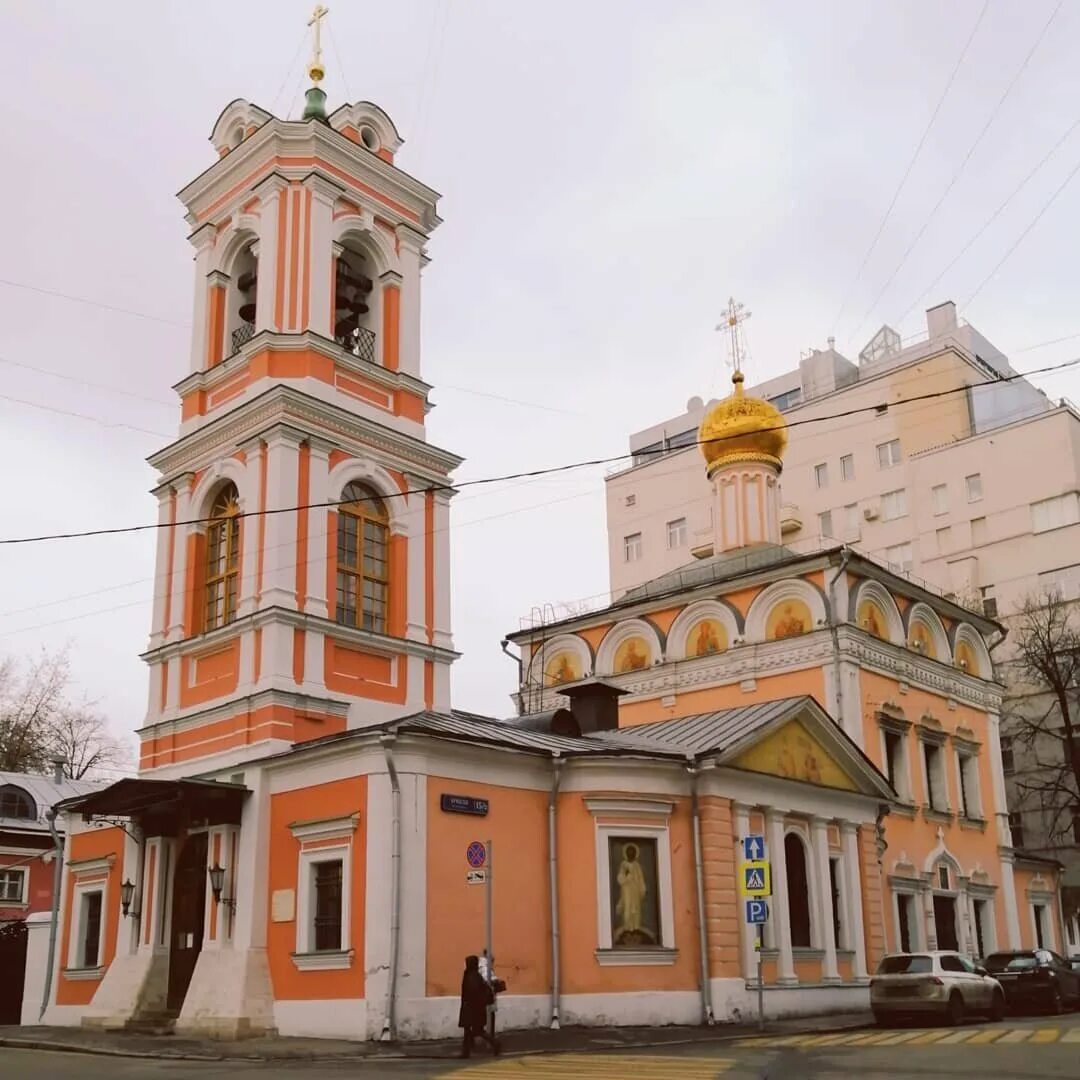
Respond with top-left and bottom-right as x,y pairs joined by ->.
547,755 -> 563,1029
40,807 -> 64,1021
688,759 -> 715,1026
380,735 -> 402,1042
827,547 -> 852,735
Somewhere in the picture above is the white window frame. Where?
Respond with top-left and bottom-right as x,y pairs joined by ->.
881,488 -> 908,521
877,439 -> 902,469
585,798 -> 676,965
1031,902 -> 1054,950
828,854 -> 848,950
880,724 -> 912,802
936,526 -> 951,554
818,510 -> 833,539
814,462 -> 829,489
623,532 -> 642,563
919,737 -> 950,813
0,865 -> 28,905
893,888 -> 922,952
932,483 -> 949,516
68,880 -> 108,972
844,503 -> 859,540
971,516 -> 987,546
885,541 -> 913,573
666,517 -> 687,550
1032,493 -> 1080,534
970,894 -> 997,959
955,748 -> 982,819
840,454 -> 855,482
290,814 -> 358,971
965,473 -> 983,503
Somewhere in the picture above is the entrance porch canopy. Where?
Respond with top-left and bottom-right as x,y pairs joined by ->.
58,777 -> 247,833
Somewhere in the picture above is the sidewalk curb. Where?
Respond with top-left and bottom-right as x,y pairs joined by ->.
0,1019 -> 872,1063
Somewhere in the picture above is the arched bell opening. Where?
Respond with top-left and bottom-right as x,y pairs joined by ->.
226,241 -> 258,355
334,238 -> 377,363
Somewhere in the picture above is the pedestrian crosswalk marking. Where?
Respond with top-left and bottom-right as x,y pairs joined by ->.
734,1024 -> 1080,1049
446,1054 -> 734,1078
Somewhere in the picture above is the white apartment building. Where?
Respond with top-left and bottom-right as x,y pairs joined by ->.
605,300 -> 1080,932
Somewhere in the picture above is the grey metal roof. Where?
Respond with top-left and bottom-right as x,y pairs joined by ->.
0,770 -> 103,833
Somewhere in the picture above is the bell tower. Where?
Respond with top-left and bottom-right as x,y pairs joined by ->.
139,45 -> 460,775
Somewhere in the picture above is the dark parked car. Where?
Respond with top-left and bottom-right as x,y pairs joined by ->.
983,949 -> 1080,1014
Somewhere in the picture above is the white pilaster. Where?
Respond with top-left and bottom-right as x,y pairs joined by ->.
305,440 -> 332,619
188,224 -> 216,373
840,822 -> 868,980
149,487 -> 174,648
986,712 -> 1013,848
395,225 -> 424,379
999,852 -> 1022,948
432,491 -> 453,651
260,427 -> 304,609
765,808 -> 797,985
232,770 -> 270,951
303,176 -> 342,338
166,475 -> 194,643
237,440 -> 263,618
405,486 -> 427,642
811,817 -> 840,982
253,175 -> 288,334
734,803 -> 758,983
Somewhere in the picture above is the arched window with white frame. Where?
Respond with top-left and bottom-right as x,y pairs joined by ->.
335,481 -> 390,634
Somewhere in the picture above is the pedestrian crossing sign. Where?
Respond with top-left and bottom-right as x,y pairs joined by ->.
740,859 -> 772,897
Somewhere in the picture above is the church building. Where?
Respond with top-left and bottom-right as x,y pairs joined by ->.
28,34 -> 1064,1042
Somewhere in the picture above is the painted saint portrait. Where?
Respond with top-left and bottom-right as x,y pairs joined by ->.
543,651 -> 581,687
687,618 -> 727,657
608,837 -> 660,947
857,599 -> 886,640
954,640 -> 976,673
613,636 -> 651,673
908,622 -> 936,659
765,599 -> 812,641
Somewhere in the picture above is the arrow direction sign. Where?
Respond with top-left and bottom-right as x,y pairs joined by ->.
743,835 -> 765,861
739,859 -> 772,898
745,899 -> 769,924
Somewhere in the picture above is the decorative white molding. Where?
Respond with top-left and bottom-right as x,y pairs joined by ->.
665,599 -> 741,661
852,579 -> 904,645
744,578 -> 828,642
907,602 -> 952,664
290,949 -> 355,971
594,618 -> 664,676
525,633 -> 593,687
583,798 -> 675,819
60,966 -> 105,981
68,855 -> 115,875
594,948 -> 678,967
289,814 -> 360,844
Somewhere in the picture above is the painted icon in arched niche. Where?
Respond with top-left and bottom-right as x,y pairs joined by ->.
614,636 -> 651,673
954,639 -> 977,674
908,621 -> 936,659
857,598 -> 888,640
543,650 -> 581,687
687,618 -> 728,657
765,599 -> 813,641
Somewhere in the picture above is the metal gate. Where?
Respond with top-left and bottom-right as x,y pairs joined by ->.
0,920 -> 28,1024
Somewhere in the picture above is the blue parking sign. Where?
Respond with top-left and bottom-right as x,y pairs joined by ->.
745,899 -> 769,924
743,835 -> 765,861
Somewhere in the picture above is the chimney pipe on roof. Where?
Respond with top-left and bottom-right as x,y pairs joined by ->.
51,759 -> 65,785
555,679 -> 628,734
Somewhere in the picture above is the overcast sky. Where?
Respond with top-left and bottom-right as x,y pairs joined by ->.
2,1 -> 1080,772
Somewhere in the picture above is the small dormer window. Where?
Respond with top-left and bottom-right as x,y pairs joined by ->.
0,785 -> 36,820
359,125 -> 379,152
229,125 -> 244,149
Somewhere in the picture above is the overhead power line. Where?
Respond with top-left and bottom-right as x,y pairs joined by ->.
3,353 -> 1079,548
829,0 -> 989,334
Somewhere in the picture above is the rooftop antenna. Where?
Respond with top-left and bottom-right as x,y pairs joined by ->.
715,297 -> 751,383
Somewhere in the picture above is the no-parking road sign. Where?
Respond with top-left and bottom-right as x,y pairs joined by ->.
466,840 -> 487,868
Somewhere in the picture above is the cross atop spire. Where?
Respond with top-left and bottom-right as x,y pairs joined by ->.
715,297 -> 751,382
308,4 -> 329,84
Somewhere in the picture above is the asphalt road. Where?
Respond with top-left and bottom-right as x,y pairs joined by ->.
5,1015 -> 1080,1079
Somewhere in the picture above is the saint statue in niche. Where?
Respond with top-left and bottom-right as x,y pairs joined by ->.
609,838 -> 659,946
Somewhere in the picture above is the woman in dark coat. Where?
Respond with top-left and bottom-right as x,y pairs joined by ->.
459,954 -> 498,1057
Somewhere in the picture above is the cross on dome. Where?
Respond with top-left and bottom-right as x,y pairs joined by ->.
308,5 -> 329,83
715,296 -> 751,382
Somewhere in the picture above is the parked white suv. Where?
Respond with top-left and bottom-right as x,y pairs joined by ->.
871,951 -> 1005,1026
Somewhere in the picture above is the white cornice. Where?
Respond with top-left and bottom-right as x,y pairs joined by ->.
148,384 -> 463,482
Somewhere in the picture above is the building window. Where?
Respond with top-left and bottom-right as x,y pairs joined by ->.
972,898 -> 993,959
1032,493 -> 1080,534
957,751 -> 981,818
922,740 -> 948,812
980,585 -> 998,618
769,387 -> 803,411
936,526 -> 951,554
0,785 -> 35,820
0,867 -> 27,904
876,439 -> 902,469
938,864 -> 951,891
881,489 -> 908,521
80,890 -> 103,968
625,494 -> 636,507
932,483 -> 949,515
666,517 -> 687,550
971,516 -> 988,546
313,859 -> 344,952
336,482 -> 390,634
897,892 -> 917,952
828,857 -> 843,947
814,463 -> 829,489
784,833 -> 812,949
1034,904 -> 1048,949
1008,810 -> 1024,847
204,483 -> 241,631
883,728 -> 910,800
885,541 -> 913,573
1000,735 -> 1015,774
965,473 -> 983,503
844,503 -> 859,539
623,532 -> 642,563
818,510 -> 833,539
840,454 -> 855,482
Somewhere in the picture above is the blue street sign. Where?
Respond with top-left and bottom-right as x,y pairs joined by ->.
743,835 -> 765,861
745,899 -> 769,924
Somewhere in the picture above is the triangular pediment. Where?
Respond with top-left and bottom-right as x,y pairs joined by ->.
729,717 -> 859,791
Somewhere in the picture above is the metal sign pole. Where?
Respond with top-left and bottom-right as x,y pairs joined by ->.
486,839 -> 495,1039
757,922 -> 764,1030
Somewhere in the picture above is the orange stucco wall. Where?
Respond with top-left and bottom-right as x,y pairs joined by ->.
267,777 -> 367,1001
698,796 -> 741,978
178,639 -> 240,709
56,827 -> 125,1006
425,778 -> 551,998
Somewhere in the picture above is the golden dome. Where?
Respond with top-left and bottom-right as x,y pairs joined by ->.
699,371 -> 788,477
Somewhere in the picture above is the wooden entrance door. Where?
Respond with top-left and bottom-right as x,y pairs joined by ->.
933,894 -> 959,952
0,920 -> 28,1023
167,832 -> 208,1013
